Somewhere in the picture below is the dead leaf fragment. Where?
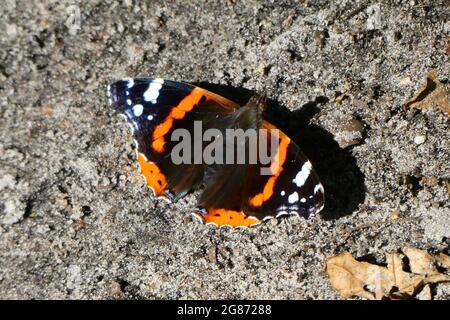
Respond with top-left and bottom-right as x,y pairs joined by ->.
403,247 -> 439,275
404,70 -> 450,115
207,245 -> 218,264
436,253 -> 450,269
416,284 -> 432,300
325,252 -> 378,299
421,176 -> 439,188
326,249 -> 450,300
334,92 -> 349,104
390,210 -> 401,220
385,252 -> 424,297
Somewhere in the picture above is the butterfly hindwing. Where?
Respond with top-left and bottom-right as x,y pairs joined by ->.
243,121 -> 324,220
191,97 -> 324,227
193,120 -> 324,227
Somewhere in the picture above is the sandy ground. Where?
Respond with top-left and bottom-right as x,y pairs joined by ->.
0,0 -> 449,299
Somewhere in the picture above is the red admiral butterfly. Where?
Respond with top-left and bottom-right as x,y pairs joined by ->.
107,78 -> 324,228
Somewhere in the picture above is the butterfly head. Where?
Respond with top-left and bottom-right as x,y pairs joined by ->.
245,93 -> 267,114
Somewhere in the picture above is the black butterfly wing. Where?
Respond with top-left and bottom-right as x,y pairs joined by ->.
192,120 -> 324,227
108,78 -> 238,201
242,121 -> 325,220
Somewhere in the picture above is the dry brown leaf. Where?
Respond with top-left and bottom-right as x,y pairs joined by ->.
436,253 -> 450,269
325,249 -> 450,300
416,284 -> 432,300
421,176 -> 439,188
325,252 -> 380,299
403,247 -> 439,275
404,70 -> 450,116
386,252 -> 425,297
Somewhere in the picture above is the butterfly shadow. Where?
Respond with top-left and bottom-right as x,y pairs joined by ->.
195,82 -> 366,220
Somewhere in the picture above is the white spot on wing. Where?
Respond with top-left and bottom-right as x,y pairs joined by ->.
300,198 -> 306,203
126,99 -> 132,105
293,161 -> 312,188
147,114 -> 154,121
314,183 -> 324,194
144,79 -> 164,103
288,191 -> 299,204
280,190 -> 285,196
125,78 -> 134,88
133,104 -> 143,117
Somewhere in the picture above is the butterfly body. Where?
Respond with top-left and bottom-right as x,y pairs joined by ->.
108,78 -> 324,228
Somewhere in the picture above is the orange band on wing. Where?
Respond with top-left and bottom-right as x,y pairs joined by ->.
151,138 -> 166,153
197,208 -> 261,228
249,122 -> 290,207
196,87 -> 239,111
153,118 -> 174,140
151,88 -> 206,152
137,152 -> 167,196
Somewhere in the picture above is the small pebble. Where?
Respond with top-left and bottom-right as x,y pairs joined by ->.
399,77 -> 412,86
109,280 -> 124,297
269,217 -> 278,226
391,211 -> 401,221
414,135 -> 426,145
334,117 -> 365,148
207,246 -> 218,264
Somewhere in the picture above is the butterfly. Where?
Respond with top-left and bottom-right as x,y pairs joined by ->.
107,78 -> 324,228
